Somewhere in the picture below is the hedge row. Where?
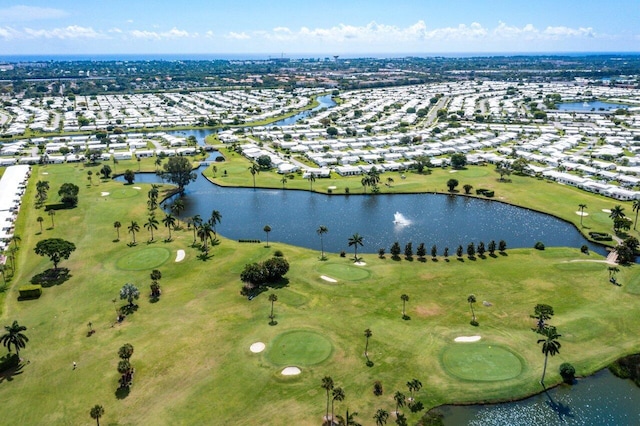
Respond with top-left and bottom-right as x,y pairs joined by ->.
238,239 -> 261,243
19,284 -> 42,300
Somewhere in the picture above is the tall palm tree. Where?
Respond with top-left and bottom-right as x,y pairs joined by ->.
578,204 -> 587,227
37,216 -> 44,233
48,209 -> 56,228
1,320 -> 29,357
401,294 -> 409,318
328,387 -> 345,424
209,210 -> 222,235
373,408 -> 389,426
537,325 -> 562,385
264,225 -> 272,247
171,199 -> 185,226
406,378 -> 422,401
162,214 -> 176,240
190,214 -> 202,245
11,235 -> 20,249
268,293 -> 278,321
467,294 -> 477,322
308,173 -> 316,191
321,376 -> 334,425
248,163 -> 260,188
113,221 -> 121,241
144,215 -> 159,241
317,225 -> 329,259
128,221 -> 140,244
335,409 -> 360,426
280,176 -> 287,189
348,233 -> 364,262
386,177 -> 394,187
89,404 -> 105,426
364,328 -> 372,357
361,176 -> 370,194
633,199 -> 640,230
393,391 -> 406,416
609,205 -> 625,221
197,222 -> 215,253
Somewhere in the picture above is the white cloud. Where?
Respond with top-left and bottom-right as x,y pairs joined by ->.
23,25 -> 104,39
0,26 -> 20,40
0,5 -> 68,22
225,31 -> 250,40
129,27 -> 191,40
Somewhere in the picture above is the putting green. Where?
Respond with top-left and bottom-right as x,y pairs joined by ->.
116,247 -> 171,271
266,330 -> 333,366
441,343 -> 523,382
316,263 -> 370,281
111,188 -> 140,199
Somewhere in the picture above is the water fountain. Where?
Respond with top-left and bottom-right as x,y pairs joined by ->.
393,211 -> 412,226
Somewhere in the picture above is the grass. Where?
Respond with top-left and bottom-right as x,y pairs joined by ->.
317,262 -> 372,281
0,162 -> 639,425
265,330 -> 334,366
441,343 -> 523,381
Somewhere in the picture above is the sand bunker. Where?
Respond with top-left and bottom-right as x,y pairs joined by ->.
354,261 -> 367,266
133,186 -> 142,190
575,211 -> 589,216
250,342 -> 265,353
101,192 -> 110,196
454,336 -> 482,342
281,366 -> 301,376
321,275 -> 337,283
602,209 -> 611,213
175,249 -> 185,262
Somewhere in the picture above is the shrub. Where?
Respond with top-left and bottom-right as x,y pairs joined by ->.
19,284 -> 42,299
559,362 -> 576,384
273,250 -> 284,257
581,245 -> 589,254
534,241 -> 545,250
483,190 -> 494,197
340,251 -> 346,257
470,320 -> 479,327
373,380 -> 383,396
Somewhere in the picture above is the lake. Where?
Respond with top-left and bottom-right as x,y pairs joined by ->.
557,101 -> 632,112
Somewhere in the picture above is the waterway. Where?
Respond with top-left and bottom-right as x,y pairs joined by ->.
440,369 -> 640,425
558,100 -> 632,112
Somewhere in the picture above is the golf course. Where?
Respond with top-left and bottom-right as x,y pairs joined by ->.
1,157 -> 639,425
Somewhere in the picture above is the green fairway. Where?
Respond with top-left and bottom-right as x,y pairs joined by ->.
265,330 -> 334,366
317,262 -> 371,281
110,187 -> 141,199
441,343 -> 524,381
115,247 -> 172,271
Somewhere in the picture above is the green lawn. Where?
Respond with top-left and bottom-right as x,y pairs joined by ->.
0,162 -> 639,425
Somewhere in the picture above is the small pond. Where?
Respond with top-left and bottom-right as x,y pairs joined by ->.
557,101 -> 632,112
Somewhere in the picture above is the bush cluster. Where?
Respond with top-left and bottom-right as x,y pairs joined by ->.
18,284 -> 42,300
240,257 -> 290,296
589,231 -> 612,241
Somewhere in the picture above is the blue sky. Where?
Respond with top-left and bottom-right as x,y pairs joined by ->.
0,1 -> 638,56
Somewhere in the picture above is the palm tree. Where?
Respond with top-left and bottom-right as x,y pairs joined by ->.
331,386 -> 345,426
364,328 -> 372,358
264,225 -> 272,247
89,405 -> 105,426
171,199 -> 185,226
268,293 -> 278,322
280,176 -> 287,189
401,294 -> 409,319
119,283 -> 140,308
537,326 -> 562,385
373,408 -> 389,426
317,225 -> 329,259
197,222 -> 215,253
1,320 -> 29,357
609,205 -> 625,221
154,156 -> 162,171
578,204 -> 587,227
249,163 -> 260,188
190,214 -> 202,245
162,214 -> 176,240
348,233 -> 364,262
308,173 -> 316,191
633,199 -> 640,230
361,175 -> 370,194
128,221 -> 140,244
406,378 -> 422,401
386,177 -> 394,187
48,209 -> 55,228
393,391 -> 406,416
321,376 -> 334,425
0,264 -> 6,286
144,215 -> 159,241
113,221 -> 121,241
467,294 -> 477,322
335,409 -> 360,426
209,210 -> 222,235
37,216 -> 44,233
11,235 -> 20,249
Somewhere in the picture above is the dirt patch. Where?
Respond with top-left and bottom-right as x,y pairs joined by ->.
415,304 -> 444,318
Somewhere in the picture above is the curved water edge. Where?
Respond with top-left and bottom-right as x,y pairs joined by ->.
437,368 -> 640,425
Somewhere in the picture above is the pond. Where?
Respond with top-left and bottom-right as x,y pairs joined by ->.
557,101 -> 632,112
439,369 -> 640,425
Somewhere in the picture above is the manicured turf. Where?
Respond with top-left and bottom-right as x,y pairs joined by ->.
109,187 -> 141,199
266,330 -> 334,366
441,343 -> 524,381
115,247 -> 171,271
316,262 -> 371,281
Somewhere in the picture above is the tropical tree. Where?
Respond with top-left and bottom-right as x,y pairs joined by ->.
209,210 -> 222,235
123,169 -> 135,184
150,269 -> 162,298
162,214 -> 176,240
467,294 -> 477,323
189,215 -> 202,244
100,164 -> 112,179
456,245 -> 463,258
1,320 -> 28,357
488,240 -> 496,255
34,238 -> 76,271
537,326 -> 562,385
317,225 -> 329,259
197,222 -> 215,253
348,233 -> 364,262
463,183 -> 473,194
361,175 -> 370,194
118,343 -> 134,361
37,216 -> 44,232
335,409 -> 360,426
170,199 -> 185,225
89,405 -> 105,426
128,221 -> 140,244
431,244 -> 438,259
373,409 -> 389,426
268,293 -> 278,323
280,176 -> 287,189
263,225 -> 272,247
113,221 -> 121,241
119,283 -> 140,308
364,328 -> 372,357
446,178 -> 459,191
406,378 -> 422,401
163,156 -> 197,194
531,304 -> 554,332
331,386 -> 345,425
144,215 -> 159,241
248,163 -> 260,188
48,209 -> 56,228
416,243 -> 426,260
499,240 -> 507,252
633,199 -> 640,230
578,204 -> 587,227
308,173 -> 316,191
393,391 -> 406,416
390,241 -> 401,258
321,376 -> 334,425
610,205 -> 626,231
401,294 -> 409,319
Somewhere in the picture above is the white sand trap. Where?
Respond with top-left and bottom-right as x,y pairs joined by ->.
575,211 -> 589,216
449,170 -> 458,173
281,366 -> 301,376
101,192 -> 110,196
354,261 -> 367,266
321,275 -> 337,283
454,336 -> 482,342
250,342 -> 265,353
42,172 -> 49,175
328,186 -> 337,190
175,250 -> 185,262
602,209 -> 611,213
133,186 -> 142,190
